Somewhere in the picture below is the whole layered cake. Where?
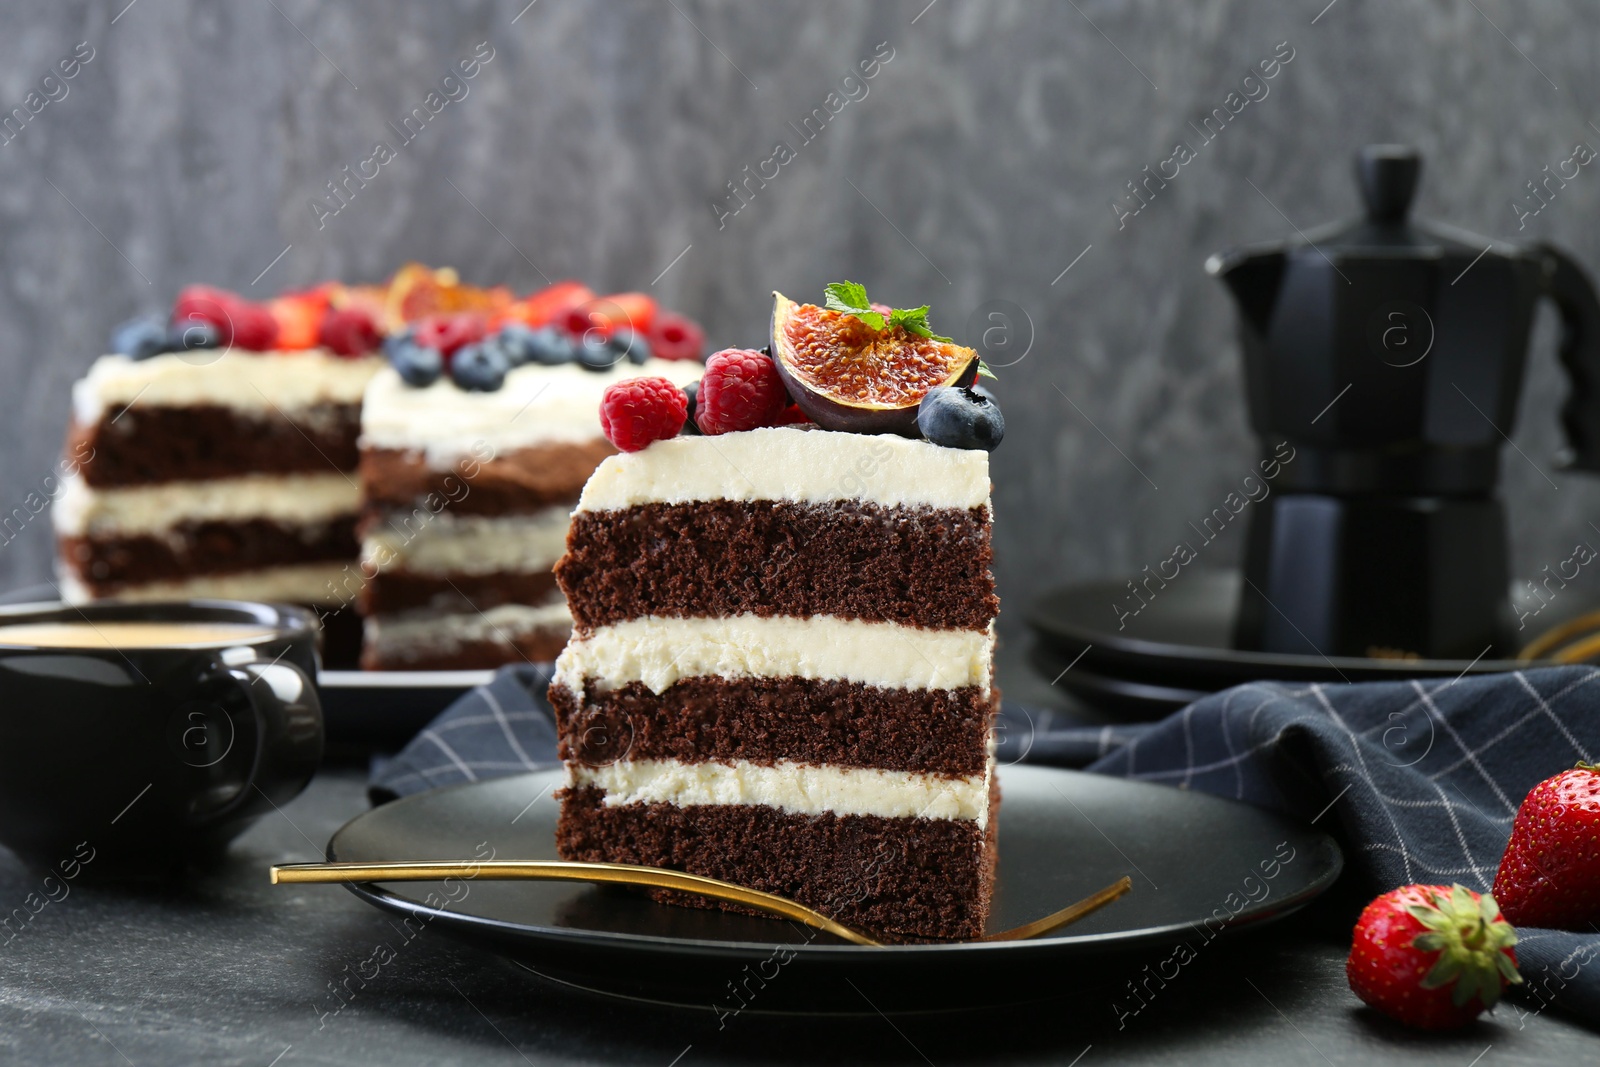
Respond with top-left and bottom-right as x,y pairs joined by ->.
56,268 -> 711,674
552,282 -> 1007,942
55,285 -> 384,605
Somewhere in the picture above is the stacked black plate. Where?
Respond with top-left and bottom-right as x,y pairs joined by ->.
1026,569 -> 1589,721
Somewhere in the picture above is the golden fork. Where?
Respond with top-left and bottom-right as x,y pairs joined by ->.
271,860 -> 1132,948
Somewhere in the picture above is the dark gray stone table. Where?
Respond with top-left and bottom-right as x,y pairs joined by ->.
2,762 -> 1595,1066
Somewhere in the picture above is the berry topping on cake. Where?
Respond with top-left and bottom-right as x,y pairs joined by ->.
110,314 -> 171,361
495,323 -> 539,367
592,292 -> 658,336
269,291 -> 328,350
451,340 -> 511,392
385,335 -> 443,387
917,386 -> 1005,451
412,312 -> 486,358
610,328 -> 653,365
502,281 -> 594,329
680,380 -> 701,435
319,306 -> 383,358
647,311 -> 705,362
694,348 -> 790,435
525,326 -> 577,366
170,319 -> 221,354
172,285 -> 278,350
770,283 -> 985,437
576,335 -> 622,373
599,376 -> 690,452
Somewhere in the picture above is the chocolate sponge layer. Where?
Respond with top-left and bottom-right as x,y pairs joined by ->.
558,500 -> 997,632
60,516 -> 357,595
360,440 -> 613,517
550,677 -> 993,776
70,405 -> 360,487
556,783 -> 998,943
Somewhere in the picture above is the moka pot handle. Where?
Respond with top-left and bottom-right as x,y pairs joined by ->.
1537,242 -> 1600,474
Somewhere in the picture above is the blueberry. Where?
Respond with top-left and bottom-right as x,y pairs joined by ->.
526,326 -> 576,366
451,341 -> 510,392
577,335 -> 622,372
110,314 -> 170,361
390,339 -> 444,387
916,386 -> 1005,451
609,328 -> 654,365
496,323 -> 539,367
168,320 -> 220,352
383,328 -> 417,360
681,380 -> 702,435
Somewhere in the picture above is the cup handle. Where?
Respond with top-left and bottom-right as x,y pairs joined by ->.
185,657 -> 324,830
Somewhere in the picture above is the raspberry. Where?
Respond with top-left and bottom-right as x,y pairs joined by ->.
319,307 -> 382,357
646,311 -> 705,362
171,284 -> 278,350
412,312 -> 486,358
600,376 -> 689,452
695,348 -> 790,435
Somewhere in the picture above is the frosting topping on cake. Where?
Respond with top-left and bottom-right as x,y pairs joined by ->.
72,350 -> 382,424
360,358 -> 703,465
575,426 -> 990,512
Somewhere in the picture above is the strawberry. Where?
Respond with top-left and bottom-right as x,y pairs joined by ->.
1346,883 -> 1521,1030
514,281 -> 595,328
1492,761 -> 1600,930
590,292 -> 658,336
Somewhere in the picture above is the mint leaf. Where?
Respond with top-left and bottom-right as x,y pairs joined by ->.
821,281 -> 969,350
824,280 -> 885,330
976,361 -> 996,380
824,280 -> 870,312
891,306 -> 954,343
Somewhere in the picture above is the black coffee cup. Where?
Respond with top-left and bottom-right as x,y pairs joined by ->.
0,599 -> 323,872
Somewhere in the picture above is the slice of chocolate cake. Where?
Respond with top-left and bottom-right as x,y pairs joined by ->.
552,425 -> 1000,942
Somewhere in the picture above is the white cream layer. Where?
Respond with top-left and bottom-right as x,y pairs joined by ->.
553,614 -> 994,699
575,426 -> 991,513
72,350 -> 382,425
366,602 -> 573,653
570,757 -> 993,827
58,561 -> 350,606
361,506 -> 572,576
53,472 -> 360,538
360,359 -> 703,468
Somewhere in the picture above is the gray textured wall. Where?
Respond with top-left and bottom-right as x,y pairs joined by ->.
4,0 -> 1600,644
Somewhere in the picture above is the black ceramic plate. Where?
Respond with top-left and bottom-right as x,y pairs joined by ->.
327,765 -> 1343,1012
1027,569 -> 1578,706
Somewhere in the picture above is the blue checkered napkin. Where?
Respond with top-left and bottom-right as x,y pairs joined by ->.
369,664 -> 1600,1024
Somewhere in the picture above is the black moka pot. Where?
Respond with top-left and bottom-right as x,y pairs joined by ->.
1207,144 -> 1600,660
